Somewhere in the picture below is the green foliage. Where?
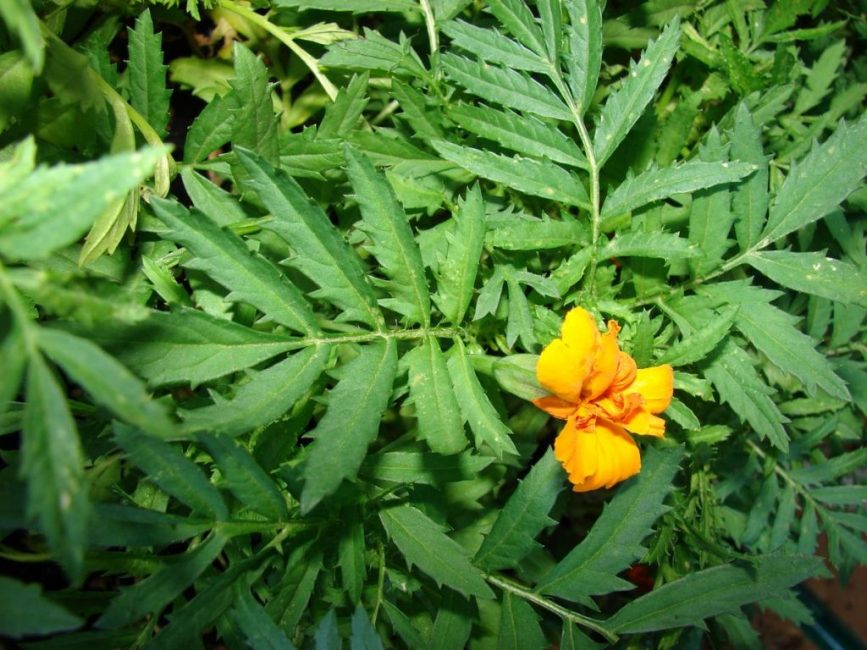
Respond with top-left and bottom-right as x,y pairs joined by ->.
1,0 -> 865,646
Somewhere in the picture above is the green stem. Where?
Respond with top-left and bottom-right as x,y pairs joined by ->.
419,0 -> 440,76
218,0 -> 338,101
484,573 -> 619,644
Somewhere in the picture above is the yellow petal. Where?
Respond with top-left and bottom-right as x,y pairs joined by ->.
554,418 -> 597,486
627,365 -> 674,414
533,395 -> 577,420
583,320 -> 621,400
621,407 -> 666,437
609,352 -> 637,394
561,307 -> 600,354
567,420 -> 641,492
537,339 -> 585,403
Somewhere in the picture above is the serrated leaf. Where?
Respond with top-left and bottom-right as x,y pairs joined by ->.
338,518 -> 366,603
351,605 -> 384,650
181,167 -> 248,227
345,146 -> 430,325
0,576 -> 82,639
230,43 -> 279,163
0,0 -> 43,71
230,586 -> 296,650
602,159 -> 755,219
794,40 -> 846,116
113,424 -> 228,519
498,592 -> 547,650
319,73 -> 369,139
730,105 -> 768,252
442,20 -> 548,73
277,0 -> 418,12
744,251 -> 867,307
487,217 -> 584,250
406,337 -> 466,455
704,339 -> 789,451
702,283 -> 850,400
152,197 -> 319,334
184,92 -> 236,163
127,10 -> 172,138
379,504 -> 494,599
269,547 -> 323,630
88,504 -> 212,548
197,434 -> 288,521
593,19 -> 680,165
606,554 -> 824,633
788,448 -> 867,486
759,116 -> 867,247
181,345 -> 328,437
537,446 -> 682,603
657,307 -> 737,366
391,79 -> 444,139
504,268 -> 536,349
321,29 -> 427,78
301,340 -> 397,513
237,148 -> 383,328
37,328 -> 175,438
432,140 -> 589,207
448,103 -> 585,168
441,53 -> 570,121
361,450 -> 493,484
488,0 -> 546,56
475,448 -> 564,570
429,590 -> 473,650
560,621 -> 605,650
0,147 -> 163,261
100,309 -> 295,387
537,0 -> 561,64
22,355 -> 89,582
96,532 -> 227,629
447,340 -> 517,458
434,185 -> 486,324
601,231 -> 700,259
566,0 -> 603,113
315,609 -> 341,650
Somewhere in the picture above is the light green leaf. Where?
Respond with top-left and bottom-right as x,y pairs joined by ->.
566,0 -> 603,113
22,355 -> 89,583
237,148 -> 383,328
184,91 -> 236,163
657,307 -> 738,366
0,147 -> 163,261
498,592 -> 547,650
0,0 -> 44,72
351,605 -> 384,650
745,251 -> 867,307
442,20 -> 548,73
320,29 -> 427,78
447,339 -> 518,458
537,446 -> 682,604
601,231 -> 700,259
405,337 -> 466,455
0,316 -> 26,418
100,309 -> 295,387
505,269 -> 535,349
794,40 -> 846,116
181,345 -> 328,437
441,53 -> 570,121
537,0 -> 562,64
760,115 -> 867,247
487,0 -> 546,56
475,449 -> 564,570
361,450 -> 493,484
345,146 -> 430,325
391,79 -> 444,139
276,0 -> 418,12
113,424 -> 228,519
449,104 -> 585,170
37,328 -> 175,438
0,576 -> 82,639
379,504 -> 494,599
181,167 -> 248,226
730,104 -> 769,252
127,10 -> 172,138
197,434 -> 288,521
606,554 -> 825,633
152,197 -> 318,334
704,339 -> 789,451
96,532 -> 227,629
602,159 -> 755,219
319,73 -> 369,139
301,340 -> 397,513
493,354 -> 547,400
433,185 -> 486,324
432,140 -> 589,207
230,43 -> 279,163
487,217 -> 584,250
593,18 -> 680,165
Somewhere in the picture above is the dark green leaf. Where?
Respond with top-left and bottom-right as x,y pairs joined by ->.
350,605 -> 384,650
429,591 -> 473,650
321,29 -> 427,78
498,592 -> 546,650
339,519 -> 366,603
0,576 -> 82,639
0,0 -> 43,71
184,92 -> 236,163
230,586 -> 296,650
657,307 -> 738,366
361,450 -> 493,484
488,0 -> 546,55
315,609 -> 341,650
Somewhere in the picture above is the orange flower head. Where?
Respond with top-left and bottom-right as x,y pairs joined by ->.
533,307 -> 674,492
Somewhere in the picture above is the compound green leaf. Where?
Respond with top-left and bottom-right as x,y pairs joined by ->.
601,231 -> 700,260
379,504 -> 494,599
345,146 -> 430,325
0,576 -> 82,639
237,148 -> 383,328
442,20 -> 548,73
127,10 -> 172,137
744,251 -> 867,307
730,104 -> 769,251
319,73 -> 369,139
657,307 -> 738,366
593,19 -> 680,165
537,446 -> 682,604
301,340 -> 397,513
488,0 -> 546,55
475,448 -> 564,570
230,43 -> 279,163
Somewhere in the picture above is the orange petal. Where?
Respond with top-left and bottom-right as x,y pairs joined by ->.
583,320 -> 621,400
537,339 -> 585,403
554,419 -> 597,486
609,352 -> 637,394
626,365 -> 674,414
567,420 -> 641,492
533,395 -> 577,420
621,407 -> 666,437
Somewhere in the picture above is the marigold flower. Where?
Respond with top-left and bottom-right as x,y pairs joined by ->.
533,307 -> 674,492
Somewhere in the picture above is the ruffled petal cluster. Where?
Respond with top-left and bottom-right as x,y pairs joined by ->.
534,308 -> 674,492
